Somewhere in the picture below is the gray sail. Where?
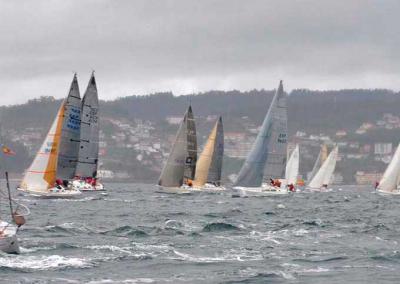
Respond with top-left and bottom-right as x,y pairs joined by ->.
207,117 -> 224,185
158,111 -> 188,187
57,74 -> 81,180
183,106 -> 197,181
75,73 -> 100,178
234,81 -> 287,187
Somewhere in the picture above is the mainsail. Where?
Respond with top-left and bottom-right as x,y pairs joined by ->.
193,117 -> 224,187
309,144 -> 328,181
158,106 -> 196,187
377,143 -> 400,193
57,74 -> 81,180
234,81 -> 287,187
75,73 -> 100,178
285,144 -> 299,186
308,146 -> 338,189
20,102 -> 65,192
183,106 -> 197,181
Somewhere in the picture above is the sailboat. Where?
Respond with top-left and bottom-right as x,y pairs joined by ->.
72,73 -> 104,191
285,144 -> 300,191
0,172 -> 30,254
157,106 -> 197,194
233,81 -> 289,196
308,144 -> 328,182
17,76 -> 82,198
307,145 -> 338,191
192,117 -> 225,191
376,143 -> 400,195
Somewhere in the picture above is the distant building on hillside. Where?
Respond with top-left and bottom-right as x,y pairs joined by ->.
354,171 -> 382,185
374,143 -> 392,155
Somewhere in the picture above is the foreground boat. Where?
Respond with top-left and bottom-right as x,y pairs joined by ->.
1,172 -> 30,254
158,106 -> 197,193
192,117 -> 225,192
233,81 -> 289,196
307,145 -> 338,191
376,143 -> 400,195
18,77 -> 82,198
0,221 -> 19,254
73,73 -> 104,192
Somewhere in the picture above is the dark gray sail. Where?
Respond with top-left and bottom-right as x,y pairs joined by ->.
183,106 -> 197,181
207,117 -> 224,186
75,73 -> 100,178
158,112 -> 188,187
234,81 -> 287,187
57,74 -> 81,180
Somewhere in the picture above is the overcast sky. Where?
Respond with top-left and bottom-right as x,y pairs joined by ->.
1,0 -> 399,104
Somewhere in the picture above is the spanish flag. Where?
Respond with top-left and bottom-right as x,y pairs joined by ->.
2,146 -> 15,156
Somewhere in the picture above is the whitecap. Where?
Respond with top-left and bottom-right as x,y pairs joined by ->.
0,255 -> 92,270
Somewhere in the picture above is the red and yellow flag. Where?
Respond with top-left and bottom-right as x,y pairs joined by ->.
2,146 -> 15,156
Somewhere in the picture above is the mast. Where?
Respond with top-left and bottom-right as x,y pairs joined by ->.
57,74 -> 82,180
183,106 -> 197,181
75,72 -> 100,178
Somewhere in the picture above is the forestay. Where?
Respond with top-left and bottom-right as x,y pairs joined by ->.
75,74 -> 100,178
234,81 -> 287,187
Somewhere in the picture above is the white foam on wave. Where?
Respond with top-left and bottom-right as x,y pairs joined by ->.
19,245 -> 57,253
0,255 -> 91,270
87,279 -> 155,284
301,267 -> 330,273
171,248 -> 263,263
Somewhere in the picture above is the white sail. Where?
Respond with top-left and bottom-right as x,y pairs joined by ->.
20,102 -> 65,192
285,144 -> 299,185
308,146 -> 338,189
377,143 -> 400,193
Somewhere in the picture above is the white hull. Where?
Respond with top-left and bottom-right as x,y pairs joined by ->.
233,184 -> 289,197
376,189 -> 400,195
0,222 -> 19,254
71,180 -> 105,192
156,185 -> 192,194
17,186 -> 82,199
192,183 -> 226,192
307,186 -> 331,192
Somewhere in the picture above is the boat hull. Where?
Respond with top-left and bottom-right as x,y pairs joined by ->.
233,184 -> 289,197
0,222 -> 19,254
376,189 -> 400,195
192,183 -> 226,192
71,180 -> 106,192
156,185 -> 192,194
17,187 -> 82,198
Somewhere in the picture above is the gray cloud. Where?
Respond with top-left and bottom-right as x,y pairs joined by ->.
0,0 -> 399,104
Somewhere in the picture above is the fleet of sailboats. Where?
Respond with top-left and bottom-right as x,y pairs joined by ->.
17,73 -> 103,198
